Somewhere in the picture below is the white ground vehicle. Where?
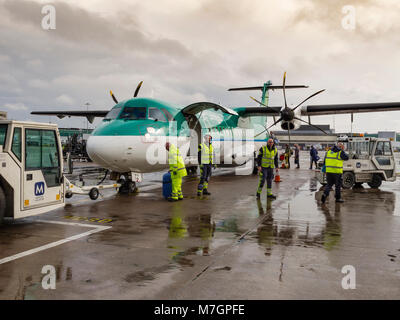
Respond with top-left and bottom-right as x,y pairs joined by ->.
316,137 -> 396,189
0,120 -> 119,223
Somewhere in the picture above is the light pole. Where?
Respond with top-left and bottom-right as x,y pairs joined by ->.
84,102 -> 90,132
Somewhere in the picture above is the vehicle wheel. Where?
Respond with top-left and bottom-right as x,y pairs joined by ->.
368,174 -> 382,189
89,188 -> 99,200
0,186 -> 5,225
65,191 -> 73,199
342,172 -> 355,189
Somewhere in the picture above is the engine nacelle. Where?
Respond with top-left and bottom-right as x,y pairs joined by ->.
280,119 -> 301,131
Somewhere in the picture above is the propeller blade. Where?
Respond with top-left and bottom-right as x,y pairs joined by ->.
255,117 -> 282,138
134,81 -> 143,97
292,89 -> 326,111
283,72 -> 288,109
294,116 -> 328,135
110,90 -> 118,104
250,96 -> 278,111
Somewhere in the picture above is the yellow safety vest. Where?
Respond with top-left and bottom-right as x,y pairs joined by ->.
199,143 -> 213,164
168,144 -> 187,176
261,146 -> 277,168
325,150 -> 343,174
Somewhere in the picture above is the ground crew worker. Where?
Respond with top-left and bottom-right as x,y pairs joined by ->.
294,144 -> 300,169
166,142 -> 187,202
284,144 -> 292,168
321,142 -> 349,204
197,134 -> 213,196
309,145 -> 319,169
256,138 -> 279,199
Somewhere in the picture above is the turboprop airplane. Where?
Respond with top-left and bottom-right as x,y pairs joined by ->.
31,73 -> 400,193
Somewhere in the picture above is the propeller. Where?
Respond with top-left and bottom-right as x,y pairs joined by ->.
255,117 -> 282,138
250,96 -> 278,112
110,90 -> 118,104
134,81 -> 143,98
253,72 -> 327,142
292,89 -> 325,112
109,80 -> 143,104
294,116 -> 328,134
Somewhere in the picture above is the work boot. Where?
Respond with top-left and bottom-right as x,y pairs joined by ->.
168,198 -> 178,202
178,197 -> 183,201
197,191 -> 202,197
321,194 -> 326,204
267,194 -> 277,200
203,189 -> 211,195
336,198 -> 344,203
256,193 -> 260,199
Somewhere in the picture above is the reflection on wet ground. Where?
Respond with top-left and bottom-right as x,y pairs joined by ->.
1,154 -> 400,299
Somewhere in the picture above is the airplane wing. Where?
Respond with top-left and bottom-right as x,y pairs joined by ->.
180,102 -> 238,116
235,107 -> 281,117
228,85 -> 308,91
234,102 -> 400,117
301,102 -> 400,116
31,110 -> 109,123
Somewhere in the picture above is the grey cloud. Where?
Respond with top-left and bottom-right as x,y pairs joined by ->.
2,0 -> 191,58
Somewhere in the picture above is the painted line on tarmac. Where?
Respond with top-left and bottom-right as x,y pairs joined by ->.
0,220 -> 111,265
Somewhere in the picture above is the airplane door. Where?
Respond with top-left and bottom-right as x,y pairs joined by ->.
372,141 -> 395,179
23,128 -> 63,210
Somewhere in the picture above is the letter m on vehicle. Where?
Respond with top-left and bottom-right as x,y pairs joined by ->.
35,182 -> 45,196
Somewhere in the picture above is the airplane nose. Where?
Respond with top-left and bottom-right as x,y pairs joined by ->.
86,136 -> 111,167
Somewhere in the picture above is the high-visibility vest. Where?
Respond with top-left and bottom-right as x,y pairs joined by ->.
168,144 -> 187,176
199,143 -> 213,164
261,146 -> 277,168
325,150 -> 343,174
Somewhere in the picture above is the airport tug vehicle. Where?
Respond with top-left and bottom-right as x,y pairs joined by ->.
0,120 -> 120,223
316,137 -> 396,189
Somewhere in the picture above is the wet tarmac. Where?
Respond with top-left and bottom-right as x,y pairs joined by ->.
1,154 -> 400,299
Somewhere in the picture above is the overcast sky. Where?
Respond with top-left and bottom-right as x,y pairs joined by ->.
1,0 -> 400,132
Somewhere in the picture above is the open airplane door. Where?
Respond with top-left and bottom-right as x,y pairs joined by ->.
175,102 -> 239,165
178,102 -> 239,117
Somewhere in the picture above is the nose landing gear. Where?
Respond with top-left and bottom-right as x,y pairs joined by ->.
117,174 -> 139,194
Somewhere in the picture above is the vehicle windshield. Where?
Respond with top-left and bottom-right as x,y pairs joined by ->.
118,107 -> 147,120
104,106 -> 122,120
0,124 -> 7,147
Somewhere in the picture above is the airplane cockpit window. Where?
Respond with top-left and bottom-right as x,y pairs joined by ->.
104,106 -> 122,120
119,107 -> 147,120
148,108 -> 167,122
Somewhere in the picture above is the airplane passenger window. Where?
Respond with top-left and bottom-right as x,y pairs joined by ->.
148,108 -> 167,122
119,107 -> 147,120
104,106 -> 122,120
